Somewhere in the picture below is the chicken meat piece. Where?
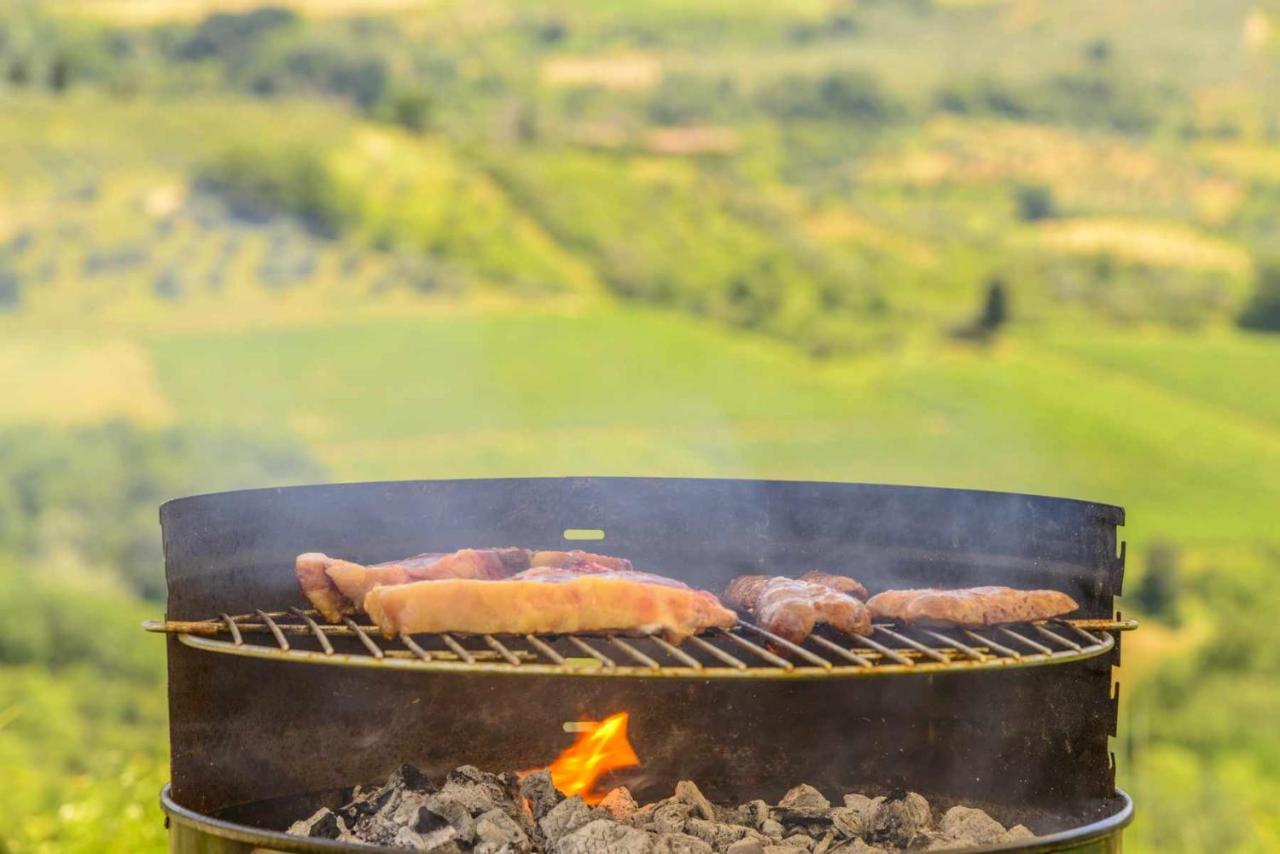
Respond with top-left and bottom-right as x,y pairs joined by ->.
531,550 -> 634,572
296,548 -> 532,622
799,570 -> 869,601
866,586 -> 1079,627
723,575 -> 871,643
362,571 -> 737,642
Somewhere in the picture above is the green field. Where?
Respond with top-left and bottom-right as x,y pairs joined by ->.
2,0 -> 1280,851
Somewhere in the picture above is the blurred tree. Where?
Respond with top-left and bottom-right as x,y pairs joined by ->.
979,278 -> 1009,331
174,7 -> 298,62
759,70 -> 900,125
1015,183 -> 1056,221
1238,258 -> 1280,332
1133,540 -> 1182,625
0,261 -> 20,310
1084,38 -> 1113,66
386,88 -> 434,133
0,423 -> 324,599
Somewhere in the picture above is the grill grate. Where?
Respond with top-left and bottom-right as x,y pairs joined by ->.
145,611 -> 1134,680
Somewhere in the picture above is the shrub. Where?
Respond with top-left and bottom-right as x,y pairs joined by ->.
1238,259 -> 1280,332
758,69 -> 900,126
174,7 -> 298,62
1014,183 -> 1056,221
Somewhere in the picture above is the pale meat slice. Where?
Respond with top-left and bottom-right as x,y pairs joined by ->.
799,570 -> 869,601
296,552 -> 358,623
530,550 -> 633,572
362,572 -> 737,642
866,586 -> 1079,627
513,565 -> 687,588
297,548 -> 532,622
723,575 -> 871,643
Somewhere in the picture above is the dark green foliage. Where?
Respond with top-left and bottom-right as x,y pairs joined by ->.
1133,541 -> 1182,624
1014,183 -> 1055,221
0,423 -> 324,599
173,7 -> 298,62
385,88 -> 434,133
243,40 -> 389,108
934,77 -> 1030,118
1238,259 -> 1280,332
648,74 -> 744,125
0,260 -> 20,309
979,278 -> 1009,331
198,145 -> 348,237
936,71 -> 1163,133
758,69 -> 900,125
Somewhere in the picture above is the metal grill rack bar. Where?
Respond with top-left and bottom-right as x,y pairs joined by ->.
146,611 -> 1134,680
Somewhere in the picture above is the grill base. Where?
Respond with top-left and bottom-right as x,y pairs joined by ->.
161,784 -> 1133,854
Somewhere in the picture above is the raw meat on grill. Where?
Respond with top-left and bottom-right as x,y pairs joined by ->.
362,570 -> 737,642
723,575 -> 872,643
296,548 -> 532,622
512,565 -> 690,588
799,570 -> 869,600
531,550 -> 634,572
866,586 -> 1079,627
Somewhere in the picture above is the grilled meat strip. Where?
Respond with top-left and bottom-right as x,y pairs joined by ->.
531,550 -> 633,572
297,548 -> 645,623
362,569 -> 737,642
799,570 -> 869,600
296,548 -> 532,622
724,575 -> 871,643
866,586 -> 1079,627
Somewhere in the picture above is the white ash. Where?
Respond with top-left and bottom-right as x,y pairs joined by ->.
287,766 -> 1040,852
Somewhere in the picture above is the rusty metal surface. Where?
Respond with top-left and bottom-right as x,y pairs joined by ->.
145,611 -> 1132,680
159,479 -> 1126,818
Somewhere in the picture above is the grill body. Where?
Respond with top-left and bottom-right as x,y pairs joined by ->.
159,478 -> 1129,849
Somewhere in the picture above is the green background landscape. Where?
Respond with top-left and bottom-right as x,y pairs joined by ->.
1,0 -> 1278,850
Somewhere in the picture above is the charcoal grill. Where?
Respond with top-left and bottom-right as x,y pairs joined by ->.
150,478 -> 1135,852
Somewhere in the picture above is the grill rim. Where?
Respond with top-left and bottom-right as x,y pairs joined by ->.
159,783 -> 1135,854
146,610 -> 1133,680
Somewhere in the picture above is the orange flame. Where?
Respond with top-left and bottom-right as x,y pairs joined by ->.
543,712 -> 640,804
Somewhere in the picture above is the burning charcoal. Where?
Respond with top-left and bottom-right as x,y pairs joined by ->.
812,831 -> 837,854
869,792 -> 931,849
287,807 -> 346,840
938,806 -> 1006,847
539,795 -> 598,844
1005,824 -> 1035,842
686,817 -> 757,850
778,831 -> 814,850
650,800 -> 694,834
388,763 -> 436,794
840,795 -> 882,825
740,800 -> 771,830
600,786 -> 639,821
777,785 -> 831,818
521,770 -> 564,822
416,826 -> 465,853
340,781 -> 397,826
675,780 -> 717,821
475,807 -> 532,853
655,832 -> 715,854
439,767 -> 507,816
828,808 -> 865,840
552,817 -> 652,854
424,792 -> 478,844
827,841 -> 881,854
389,791 -> 435,829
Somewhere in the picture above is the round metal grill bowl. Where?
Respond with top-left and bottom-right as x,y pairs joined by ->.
161,784 -> 1132,854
